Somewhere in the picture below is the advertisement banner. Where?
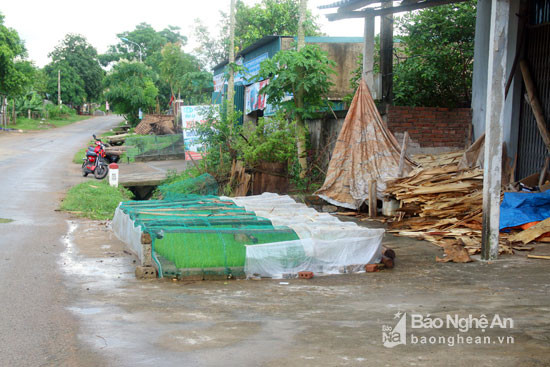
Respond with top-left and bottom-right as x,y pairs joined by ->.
181,106 -> 209,155
245,79 -> 269,115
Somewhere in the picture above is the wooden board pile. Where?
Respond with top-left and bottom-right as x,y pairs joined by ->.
385,152 -> 514,261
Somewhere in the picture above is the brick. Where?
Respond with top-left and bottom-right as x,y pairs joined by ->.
135,266 -> 157,279
365,264 -> 379,272
141,232 -> 152,244
298,271 -> 314,279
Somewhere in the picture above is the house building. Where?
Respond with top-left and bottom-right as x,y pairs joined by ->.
212,35 -> 364,122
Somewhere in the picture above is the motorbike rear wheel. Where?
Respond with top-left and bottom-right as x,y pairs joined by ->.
94,164 -> 108,179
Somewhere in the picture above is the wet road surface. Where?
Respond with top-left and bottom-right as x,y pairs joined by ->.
0,116 -> 122,366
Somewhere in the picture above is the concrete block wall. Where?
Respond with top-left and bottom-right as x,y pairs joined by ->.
387,106 -> 472,149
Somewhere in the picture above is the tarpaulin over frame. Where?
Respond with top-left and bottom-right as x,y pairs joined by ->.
316,79 -> 414,209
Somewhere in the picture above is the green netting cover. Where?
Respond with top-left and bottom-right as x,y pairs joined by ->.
116,196 -> 299,277
124,134 -> 185,161
159,173 -> 219,199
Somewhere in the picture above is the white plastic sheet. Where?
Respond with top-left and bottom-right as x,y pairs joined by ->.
112,205 -> 144,261
223,193 -> 385,278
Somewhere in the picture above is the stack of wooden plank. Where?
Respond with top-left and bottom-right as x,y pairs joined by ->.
385,162 -> 513,258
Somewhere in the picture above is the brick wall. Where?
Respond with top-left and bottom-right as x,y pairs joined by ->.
387,106 -> 472,148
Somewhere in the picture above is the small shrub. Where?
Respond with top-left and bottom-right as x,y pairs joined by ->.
45,104 -> 76,120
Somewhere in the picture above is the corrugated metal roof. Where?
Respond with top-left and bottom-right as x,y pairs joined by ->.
318,0 -> 365,9
213,35 -> 290,71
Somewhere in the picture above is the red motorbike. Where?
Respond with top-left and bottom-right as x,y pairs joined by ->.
82,134 -> 117,179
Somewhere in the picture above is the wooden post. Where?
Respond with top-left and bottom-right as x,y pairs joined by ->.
519,60 -> 550,154
57,69 -> 61,108
379,0 -> 393,106
227,0 -> 236,114
398,131 -> 410,177
539,157 -> 549,188
368,179 -> 377,217
297,0 -> 307,50
12,99 -> 15,125
481,0 -> 510,261
362,15 -> 375,92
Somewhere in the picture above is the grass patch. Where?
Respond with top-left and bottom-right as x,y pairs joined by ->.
73,146 -> 90,164
0,218 -> 13,223
12,115 -> 91,130
60,180 -> 134,220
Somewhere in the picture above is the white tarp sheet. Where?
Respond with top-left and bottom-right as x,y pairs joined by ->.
222,193 -> 385,278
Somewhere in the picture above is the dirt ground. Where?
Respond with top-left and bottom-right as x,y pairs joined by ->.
64,216 -> 550,367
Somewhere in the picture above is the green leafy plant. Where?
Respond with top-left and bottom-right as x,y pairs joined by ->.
237,113 -> 296,166
256,44 -> 336,177
194,103 -> 242,181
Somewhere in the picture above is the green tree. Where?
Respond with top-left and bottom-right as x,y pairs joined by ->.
193,0 -> 321,70
0,13 -> 29,99
44,61 -> 86,106
256,44 -> 335,176
45,34 -> 103,104
100,23 -> 187,66
159,43 -> 212,105
104,61 -> 158,126
392,1 -> 476,107
100,23 -> 189,108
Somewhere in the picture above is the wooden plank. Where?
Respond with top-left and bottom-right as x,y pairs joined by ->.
368,179 -> 377,217
527,255 -> 550,260
398,131 -> 410,177
508,217 -> 550,244
519,60 -> 550,154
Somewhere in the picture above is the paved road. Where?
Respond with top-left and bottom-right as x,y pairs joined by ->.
0,115 -> 122,366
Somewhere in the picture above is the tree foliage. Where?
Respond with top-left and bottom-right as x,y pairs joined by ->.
0,13 -> 31,98
256,45 -> 335,120
193,0 -> 321,70
100,24 -> 210,108
392,1 -> 476,107
44,34 -> 103,105
44,60 -> 86,105
159,42 -> 212,104
103,62 -> 158,125
99,23 -> 187,66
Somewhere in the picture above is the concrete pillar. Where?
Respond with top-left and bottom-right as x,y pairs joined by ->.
471,0 -> 492,141
362,15 -> 375,92
481,0 -> 511,260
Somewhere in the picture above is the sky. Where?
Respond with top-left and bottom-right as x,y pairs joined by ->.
1,0 -> 368,67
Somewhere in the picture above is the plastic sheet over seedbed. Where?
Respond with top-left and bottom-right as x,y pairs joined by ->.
112,193 -> 384,279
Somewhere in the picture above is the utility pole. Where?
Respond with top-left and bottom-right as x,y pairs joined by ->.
295,0 -> 308,178
297,0 -> 306,50
57,69 -> 61,108
227,0 -> 236,114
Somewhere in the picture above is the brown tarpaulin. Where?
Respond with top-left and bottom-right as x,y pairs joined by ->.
315,79 -> 415,209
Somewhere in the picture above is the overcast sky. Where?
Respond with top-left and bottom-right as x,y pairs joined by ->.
2,0 -> 368,67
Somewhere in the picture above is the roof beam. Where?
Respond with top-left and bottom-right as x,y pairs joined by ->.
337,0 -> 380,12
326,0 -> 468,20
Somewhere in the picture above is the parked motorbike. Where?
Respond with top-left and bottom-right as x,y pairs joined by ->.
81,134 -> 119,179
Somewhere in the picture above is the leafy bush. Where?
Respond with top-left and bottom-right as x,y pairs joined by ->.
60,180 -> 134,220
237,113 -> 296,166
45,103 -> 76,120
